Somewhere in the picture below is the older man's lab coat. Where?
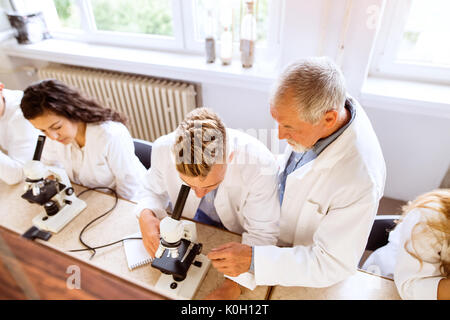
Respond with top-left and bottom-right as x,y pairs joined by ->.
251,98 -> 386,288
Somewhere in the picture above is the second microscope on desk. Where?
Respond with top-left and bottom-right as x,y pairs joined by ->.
151,184 -> 211,299
21,135 -> 87,239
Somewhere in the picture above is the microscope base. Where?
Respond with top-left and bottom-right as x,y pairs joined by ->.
32,197 -> 87,233
154,253 -> 211,300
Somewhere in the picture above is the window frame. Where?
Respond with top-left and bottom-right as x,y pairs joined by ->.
182,0 -> 282,55
369,0 -> 450,84
48,0 -> 184,51
36,0 -> 281,59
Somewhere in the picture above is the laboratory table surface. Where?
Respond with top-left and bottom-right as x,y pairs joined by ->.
0,181 -> 269,300
0,181 -> 401,300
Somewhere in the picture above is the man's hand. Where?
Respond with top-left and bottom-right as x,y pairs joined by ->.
138,209 -> 161,258
207,242 -> 252,277
204,278 -> 241,300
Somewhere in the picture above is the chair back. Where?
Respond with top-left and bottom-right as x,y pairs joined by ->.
365,215 -> 401,251
133,139 -> 153,170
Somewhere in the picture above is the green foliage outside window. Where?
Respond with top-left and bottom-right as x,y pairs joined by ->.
54,0 -> 81,29
53,0 -> 173,36
91,0 -> 173,36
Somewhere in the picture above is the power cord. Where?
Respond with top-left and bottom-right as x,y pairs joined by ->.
67,187 -> 142,259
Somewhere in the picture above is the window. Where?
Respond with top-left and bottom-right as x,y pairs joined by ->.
53,0 -> 82,30
90,0 -> 173,36
54,0 -> 174,37
370,0 -> 450,83
194,0 -> 269,46
10,0 -> 279,58
47,0 -> 183,50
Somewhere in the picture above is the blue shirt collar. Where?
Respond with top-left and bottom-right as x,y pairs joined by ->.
311,98 -> 356,157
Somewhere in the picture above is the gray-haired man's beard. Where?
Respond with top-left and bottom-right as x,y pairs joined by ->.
287,139 -> 310,153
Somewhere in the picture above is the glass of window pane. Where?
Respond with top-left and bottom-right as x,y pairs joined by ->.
53,0 -> 82,30
90,0 -> 173,36
195,0 -> 268,45
396,0 -> 450,66
255,0 -> 268,45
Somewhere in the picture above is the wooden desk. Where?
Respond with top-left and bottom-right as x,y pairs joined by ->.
0,182 -> 269,300
269,269 -> 401,300
0,226 -> 166,299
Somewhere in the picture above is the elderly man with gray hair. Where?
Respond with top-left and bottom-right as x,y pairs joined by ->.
208,57 -> 386,291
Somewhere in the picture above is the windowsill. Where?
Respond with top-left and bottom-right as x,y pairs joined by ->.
360,76 -> 450,118
1,38 -> 278,91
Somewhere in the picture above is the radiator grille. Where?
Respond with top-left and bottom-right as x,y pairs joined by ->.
38,64 -> 197,142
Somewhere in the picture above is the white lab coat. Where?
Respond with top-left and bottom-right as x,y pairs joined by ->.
0,89 -> 39,185
363,207 -> 448,300
136,128 -> 280,245
41,121 -> 147,202
252,97 -> 386,288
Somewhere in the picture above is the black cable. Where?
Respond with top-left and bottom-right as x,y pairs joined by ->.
68,186 -> 135,259
68,237 -> 143,253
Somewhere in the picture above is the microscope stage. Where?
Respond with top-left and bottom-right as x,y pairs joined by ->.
151,239 -> 202,281
22,180 -> 66,205
154,253 -> 211,300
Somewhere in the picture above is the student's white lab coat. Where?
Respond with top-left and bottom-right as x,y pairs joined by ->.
251,97 -> 386,288
363,207 -> 448,300
136,128 -> 280,246
41,121 -> 147,202
0,89 -> 39,185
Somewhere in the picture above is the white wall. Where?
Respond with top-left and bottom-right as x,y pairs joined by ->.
201,82 -> 283,153
279,0 -> 385,95
365,106 -> 450,201
202,83 -> 272,131
0,0 -> 12,31
0,12 -> 10,32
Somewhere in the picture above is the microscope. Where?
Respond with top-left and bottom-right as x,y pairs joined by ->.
21,135 -> 87,236
151,185 -> 211,299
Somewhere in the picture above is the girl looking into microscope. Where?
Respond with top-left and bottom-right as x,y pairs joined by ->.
20,79 -> 146,202
363,188 -> 450,300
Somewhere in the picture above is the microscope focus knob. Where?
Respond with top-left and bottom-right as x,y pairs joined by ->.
65,187 -> 74,196
44,200 -> 59,216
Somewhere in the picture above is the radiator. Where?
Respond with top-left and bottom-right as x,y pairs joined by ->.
38,64 -> 197,142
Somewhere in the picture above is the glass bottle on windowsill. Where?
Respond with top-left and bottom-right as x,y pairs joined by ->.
205,8 -> 216,63
220,25 -> 233,65
240,0 -> 256,68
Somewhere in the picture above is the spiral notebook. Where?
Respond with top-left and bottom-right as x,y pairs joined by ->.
123,232 -> 153,270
